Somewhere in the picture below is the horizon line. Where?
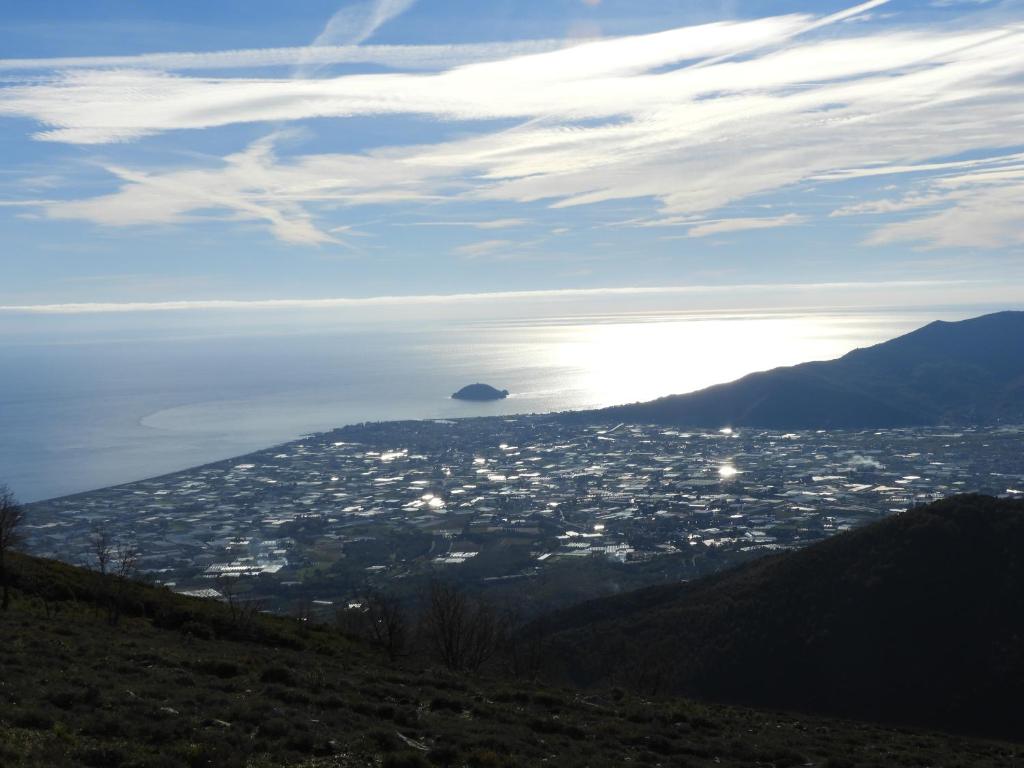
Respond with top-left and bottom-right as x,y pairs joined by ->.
0,279 -> 987,315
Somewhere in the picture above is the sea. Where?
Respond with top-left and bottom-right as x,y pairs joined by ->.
0,304 -> 993,502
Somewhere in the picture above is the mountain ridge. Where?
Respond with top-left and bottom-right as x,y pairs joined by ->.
565,310 -> 1024,428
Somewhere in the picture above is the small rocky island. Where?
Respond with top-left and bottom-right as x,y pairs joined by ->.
451,383 -> 510,401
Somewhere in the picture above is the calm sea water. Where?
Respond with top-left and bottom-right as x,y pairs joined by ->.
0,306 -> 983,502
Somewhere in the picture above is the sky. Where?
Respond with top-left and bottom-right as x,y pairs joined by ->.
2,0 -> 1024,317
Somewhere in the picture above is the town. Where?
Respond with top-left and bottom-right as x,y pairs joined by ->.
24,417 -> 1024,614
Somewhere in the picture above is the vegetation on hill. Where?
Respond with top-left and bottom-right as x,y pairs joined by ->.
535,495 -> 1024,741
2,545 -> 1021,766
573,311 -> 1024,428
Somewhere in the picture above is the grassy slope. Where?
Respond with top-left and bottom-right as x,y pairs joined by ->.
1,553 -> 1021,767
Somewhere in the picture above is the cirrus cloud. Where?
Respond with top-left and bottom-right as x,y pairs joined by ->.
686,214 -> 808,239
2,0 -> 1024,250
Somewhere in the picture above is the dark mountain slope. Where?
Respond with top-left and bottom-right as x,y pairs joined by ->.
3,552 -> 1019,766
572,311 -> 1024,428
536,495 -> 1024,741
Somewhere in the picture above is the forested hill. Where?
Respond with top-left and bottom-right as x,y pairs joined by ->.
534,494 -> 1024,741
569,310 -> 1024,428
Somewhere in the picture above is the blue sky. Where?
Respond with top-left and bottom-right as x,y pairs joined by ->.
2,0 -> 1023,314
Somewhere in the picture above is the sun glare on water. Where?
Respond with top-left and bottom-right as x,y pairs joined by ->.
525,312 -> 892,408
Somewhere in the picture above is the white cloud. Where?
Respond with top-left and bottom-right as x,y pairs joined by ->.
867,162 -> 1024,248
408,218 -> 526,229
453,239 -> 514,257
830,195 -> 944,217
3,1 -> 1024,248
469,218 -> 526,230
42,134 -> 439,244
686,214 -> 807,238
0,40 -> 570,74
814,152 -> 1024,182
0,13 -> 820,143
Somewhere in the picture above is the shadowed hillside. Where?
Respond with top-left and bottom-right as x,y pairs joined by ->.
536,495 -> 1024,741
570,311 -> 1024,428
1,546 -> 1021,766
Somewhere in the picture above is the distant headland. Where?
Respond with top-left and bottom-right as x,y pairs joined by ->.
451,383 -> 509,401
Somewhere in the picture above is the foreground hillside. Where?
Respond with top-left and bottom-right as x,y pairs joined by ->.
575,311 -> 1024,428
1,551 -> 1020,766
537,495 -> 1024,741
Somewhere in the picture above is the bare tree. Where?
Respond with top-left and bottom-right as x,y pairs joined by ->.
0,485 -> 26,611
108,541 -> 139,625
612,645 -> 670,697
293,596 -> 314,635
217,575 -> 242,623
362,590 -> 410,662
463,597 -> 505,673
420,581 -> 507,672
216,575 -> 265,631
89,524 -> 113,576
87,524 -> 139,625
422,581 -> 468,670
115,543 -> 139,578
500,604 -> 549,680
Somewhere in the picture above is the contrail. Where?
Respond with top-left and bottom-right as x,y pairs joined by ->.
295,0 -> 420,77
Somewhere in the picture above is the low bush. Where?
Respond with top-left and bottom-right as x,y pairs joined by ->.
10,707 -> 55,730
428,695 -> 463,713
191,659 -> 240,679
383,753 -> 430,768
259,665 -> 296,685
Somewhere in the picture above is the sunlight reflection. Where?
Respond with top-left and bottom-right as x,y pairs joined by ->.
525,314 -> 880,408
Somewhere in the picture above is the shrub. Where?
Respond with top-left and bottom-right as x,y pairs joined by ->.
646,735 -> 678,755
764,747 -> 810,767
393,706 -> 419,727
11,707 -> 55,730
143,719 -> 186,746
47,684 -> 101,710
77,745 -> 130,768
192,659 -> 240,679
427,744 -> 461,766
180,621 -> 215,640
367,729 -> 400,752
180,739 -> 246,768
493,690 -> 530,704
318,694 -> 346,710
428,695 -> 463,713
264,683 -> 310,704
82,713 -> 128,738
258,717 -> 293,739
383,754 -> 430,768
533,692 -> 561,709
466,749 -> 504,768
284,731 -> 317,754
259,665 -> 297,686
